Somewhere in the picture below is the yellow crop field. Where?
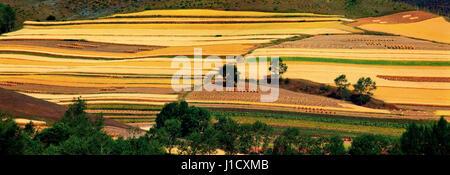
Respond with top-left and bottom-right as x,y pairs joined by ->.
23,17 -> 347,26
359,17 -> 450,44
435,110 -> 450,116
2,35 -> 289,47
13,118 -> 46,126
108,9 -> 343,18
0,43 -> 257,58
57,101 -> 168,106
24,21 -> 359,32
0,77 -> 179,88
249,48 -> 450,61
283,62 -> 450,89
373,87 -> 450,106
22,92 -> 178,101
0,75 -> 177,85
0,53 -> 176,63
0,57 -> 175,67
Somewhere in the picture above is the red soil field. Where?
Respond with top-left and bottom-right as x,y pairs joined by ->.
349,11 -> 439,26
0,87 -> 143,137
377,75 -> 450,83
0,39 -> 163,54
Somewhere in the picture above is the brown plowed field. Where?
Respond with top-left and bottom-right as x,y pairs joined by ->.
0,82 -> 179,94
377,75 -> 450,83
186,86 -> 343,108
0,39 -> 163,54
0,87 -> 132,129
269,34 -> 450,50
349,11 -> 438,26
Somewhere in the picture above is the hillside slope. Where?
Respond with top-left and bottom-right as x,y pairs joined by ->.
1,0 -> 415,29
0,87 -> 130,129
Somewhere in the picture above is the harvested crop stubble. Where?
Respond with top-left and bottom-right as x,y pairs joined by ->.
0,44 -> 257,58
0,83 -> 178,94
108,9 -> 343,18
0,39 -> 163,53
377,75 -> 450,83
103,115 -> 156,119
435,110 -> 450,116
187,86 -> 343,108
186,86 -> 390,114
20,93 -> 178,101
349,11 -> 439,26
249,48 -> 450,61
2,35 -> 273,47
283,62 -> 450,89
373,87 -> 450,106
0,78 -> 178,88
13,118 -> 46,126
0,74 -> 177,85
24,17 -> 348,26
6,22 -> 360,44
0,66 -> 189,76
85,109 -> 159,115
58,101 -> 167,106
22,22 -> 359,33
269,34 -> 450,51
0,53 -> 176,63
358,17 -> 450,44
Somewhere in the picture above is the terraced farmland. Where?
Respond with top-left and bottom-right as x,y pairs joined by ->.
0,9 -> 447,136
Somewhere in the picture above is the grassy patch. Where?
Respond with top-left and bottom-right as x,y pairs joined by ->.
213,111 -> 412,129
230,116 -> 405,136
273,127 -> 362,137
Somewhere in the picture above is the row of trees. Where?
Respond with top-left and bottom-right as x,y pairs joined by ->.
147,101 -> 449,155
334,74 -> 377,105
0,3 -> 15,34
1,100 -> 448,155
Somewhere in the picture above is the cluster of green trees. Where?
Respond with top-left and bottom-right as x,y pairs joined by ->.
334,74 -> 377,105
0,98 -> 165,155
1,100 -> 448,155
151,101 -> 275,155
0,3 -> 16,34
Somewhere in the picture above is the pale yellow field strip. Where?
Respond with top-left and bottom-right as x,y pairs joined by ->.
85,109 -> 160,115
57,101 -> 167,106
0,57 -> 176,67
13,118 -> 46,125
24,17 -> 346,25
186,100 -> 390,114
0,53 -> 214,63
7,22 -> 360,37
0,74 -> 176,84
1,34 -> 295,41
358,17 -> 450,44
250,48 -> 450,61
108,9 -> 343,18
0,44 -> 256,57
435,110 -> 450,116
373,87 -> 450,106
1,35 -> 293,47
0,65 -> 194,75
0,77 -> 184,88
283,62 -> 450,89
21,92 -> 178,101
21,21 -> 358,31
